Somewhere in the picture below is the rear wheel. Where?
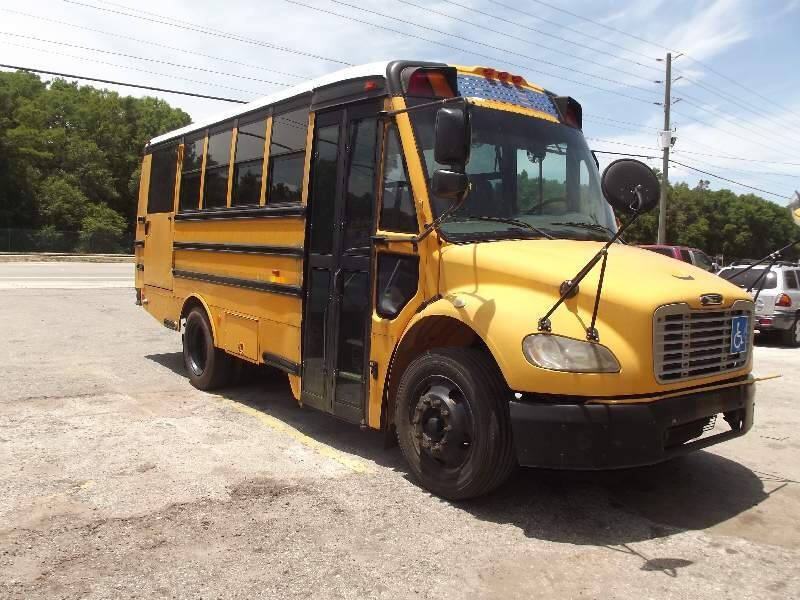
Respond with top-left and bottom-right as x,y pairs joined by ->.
183,308 -> 232,390
780,314 -> 800,347
394,347 -> 515,500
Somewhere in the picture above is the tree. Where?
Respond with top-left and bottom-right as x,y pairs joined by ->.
0,70 -> 190,250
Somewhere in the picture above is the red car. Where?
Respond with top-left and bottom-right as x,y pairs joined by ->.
639,245 -> 717,272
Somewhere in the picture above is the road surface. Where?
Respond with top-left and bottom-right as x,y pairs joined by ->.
0,263 -> 797,599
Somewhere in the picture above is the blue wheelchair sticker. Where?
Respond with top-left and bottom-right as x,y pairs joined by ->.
730,315 -> 749,354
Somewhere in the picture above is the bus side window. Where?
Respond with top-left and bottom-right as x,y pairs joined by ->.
268,106 -> 309,204
203,123 -> 234,210
180,133 -> 205,211
147,144 -> 178,213
379,125 -> 418,233
232,116 -> 267,206
376,254 -> 419,319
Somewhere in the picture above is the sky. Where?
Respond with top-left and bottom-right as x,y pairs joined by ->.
2,0 -> 799,206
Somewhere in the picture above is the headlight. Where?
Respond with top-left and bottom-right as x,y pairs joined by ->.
522,334 -> 620,373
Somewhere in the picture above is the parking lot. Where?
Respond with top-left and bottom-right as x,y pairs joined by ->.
1,262 -> 799,599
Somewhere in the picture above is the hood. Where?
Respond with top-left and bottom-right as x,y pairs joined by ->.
439,239 -> 749,312
435,239 -> 752,395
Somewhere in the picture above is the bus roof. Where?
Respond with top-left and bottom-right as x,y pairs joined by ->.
148,61 -> 393,147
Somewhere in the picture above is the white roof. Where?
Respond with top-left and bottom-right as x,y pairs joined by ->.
149,61 -> 392,146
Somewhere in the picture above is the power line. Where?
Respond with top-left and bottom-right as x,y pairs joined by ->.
1,8 -> 306,80
0,63 -> 248,103
62,0 -> 353,66
329,0 -> 660,94
1,41 -> 264,97
285,0 -> 661,106
450,0 -> 660,65
592,150 -> 794,201
399,0 -> 660,77
0,32 -> 291,88
587,137 -> 800,167
491,0 -> 800,123
669,159 -> 795,201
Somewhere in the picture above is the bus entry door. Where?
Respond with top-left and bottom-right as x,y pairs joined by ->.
302,102 -> 379,424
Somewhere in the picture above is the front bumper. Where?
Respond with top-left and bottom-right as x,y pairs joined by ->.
509,377 -> 755,469
756,311 -> 794,331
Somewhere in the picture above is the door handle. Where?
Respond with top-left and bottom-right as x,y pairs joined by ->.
144,221 -> 150,235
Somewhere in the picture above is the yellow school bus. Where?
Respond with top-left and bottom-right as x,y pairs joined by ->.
135,60 -> 755,499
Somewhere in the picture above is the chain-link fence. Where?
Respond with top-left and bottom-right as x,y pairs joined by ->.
0,229 -> 134,254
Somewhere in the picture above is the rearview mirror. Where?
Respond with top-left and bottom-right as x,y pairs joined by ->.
432,169 -> 469,202
600,158 -> 659,214
434,105 -> 470,167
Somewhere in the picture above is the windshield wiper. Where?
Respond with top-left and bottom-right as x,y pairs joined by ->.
452,215 -> 555,239
549,221 -> 622,242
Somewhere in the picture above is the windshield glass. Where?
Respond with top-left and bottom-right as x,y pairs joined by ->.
409,103 -> 616,242
718,267 -> 777,290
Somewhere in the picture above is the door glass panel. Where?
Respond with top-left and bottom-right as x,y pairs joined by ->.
379,126 -> 417,232
309,123 -> 340,255
335,271 -> 369,406
303,268 -> 330,400
343,118 -> 377,253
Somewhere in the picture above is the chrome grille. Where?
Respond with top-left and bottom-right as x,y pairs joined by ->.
653,300 -> 753,384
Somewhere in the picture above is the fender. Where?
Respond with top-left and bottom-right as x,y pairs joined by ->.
181,294 -> 219,346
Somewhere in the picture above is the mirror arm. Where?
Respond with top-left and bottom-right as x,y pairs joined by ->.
538,189 -> 645,336
723,239 -> 800,282
378,96 -> 466,119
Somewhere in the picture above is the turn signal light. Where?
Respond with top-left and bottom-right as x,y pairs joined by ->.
776,293 -> 792,307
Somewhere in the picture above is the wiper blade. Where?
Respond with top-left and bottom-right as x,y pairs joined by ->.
549,221 -> 623,242
452,215 -> 555,239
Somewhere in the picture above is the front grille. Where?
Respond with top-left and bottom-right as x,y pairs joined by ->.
653,300 -> 753,383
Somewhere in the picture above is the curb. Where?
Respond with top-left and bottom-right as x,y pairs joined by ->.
0,253 -> 134,263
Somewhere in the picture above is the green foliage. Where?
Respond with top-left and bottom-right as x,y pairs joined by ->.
618,180 -> 799,262
0,70 -> 190,250
79,203 -> 128,252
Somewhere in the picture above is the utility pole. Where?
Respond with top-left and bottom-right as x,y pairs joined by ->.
657,52 -> 672,245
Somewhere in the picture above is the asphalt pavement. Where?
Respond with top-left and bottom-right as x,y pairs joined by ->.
0,262 -> 798,599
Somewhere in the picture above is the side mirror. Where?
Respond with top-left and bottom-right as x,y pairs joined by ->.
434,105 -> 470,167
432,169 -> 469,202
601,158 -> 660,214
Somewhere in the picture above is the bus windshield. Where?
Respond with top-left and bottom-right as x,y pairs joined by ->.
410,104 -> 616,242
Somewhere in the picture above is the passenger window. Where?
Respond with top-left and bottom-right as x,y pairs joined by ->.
379,126 -> 418,233
203,125 -> 233,209
147,144 -> 178,214
692,251 -> 713,271
679,249 -> 692,262
376,254 -> 419,319
179,133 -> 205,211
232,117 -> 267,206
268,107 -> 309,204
785,270 -> 799,290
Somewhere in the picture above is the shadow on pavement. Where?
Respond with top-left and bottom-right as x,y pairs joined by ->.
147,351 -> 769,554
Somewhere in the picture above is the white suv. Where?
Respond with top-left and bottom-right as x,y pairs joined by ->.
718,262 -> 800,347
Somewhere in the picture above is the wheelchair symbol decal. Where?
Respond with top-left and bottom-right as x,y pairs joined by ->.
730,316 -> 749,354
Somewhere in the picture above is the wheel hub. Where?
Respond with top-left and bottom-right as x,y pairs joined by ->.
411,382 -> 471,466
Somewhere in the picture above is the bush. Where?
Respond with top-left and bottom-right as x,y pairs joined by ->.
78,203 -> 127,253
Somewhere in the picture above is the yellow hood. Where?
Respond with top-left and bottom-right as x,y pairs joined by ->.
434,239 -> 752,396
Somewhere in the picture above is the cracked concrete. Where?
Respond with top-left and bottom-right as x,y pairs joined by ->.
1,285 -> 799,599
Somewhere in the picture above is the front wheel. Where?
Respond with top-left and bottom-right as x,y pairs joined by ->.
780,315 -> 800,347
394,348 -> 515,500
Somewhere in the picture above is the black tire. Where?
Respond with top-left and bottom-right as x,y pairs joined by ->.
182,308 -> 232,390
394,347 -> 516,500
780,314 -> 800,347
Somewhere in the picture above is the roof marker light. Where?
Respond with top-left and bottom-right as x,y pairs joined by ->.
482,67 -> 495,78
497,71 -> 510,82
364,80 -> 377,91
511,74 -> 523,85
